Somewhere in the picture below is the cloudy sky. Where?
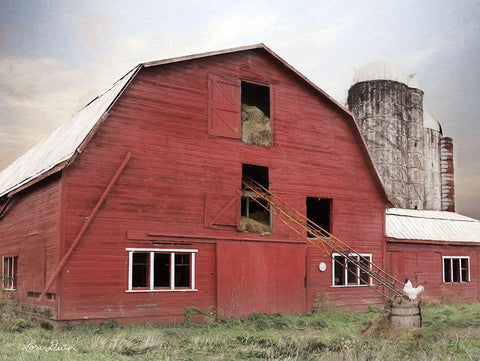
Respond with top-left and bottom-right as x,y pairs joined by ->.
1,0 -> 479,218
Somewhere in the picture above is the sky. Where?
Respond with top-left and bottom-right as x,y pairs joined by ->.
0,0 -> 479,219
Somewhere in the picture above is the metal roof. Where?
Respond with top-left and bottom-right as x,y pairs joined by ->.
423,110 -> 442,133
0,44 -> 390,205
386,208 -> 480,243
352,60 -> 420,89
0,66 -> 140,198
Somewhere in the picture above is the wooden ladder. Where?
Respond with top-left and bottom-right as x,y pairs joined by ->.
241,178 -> 405,301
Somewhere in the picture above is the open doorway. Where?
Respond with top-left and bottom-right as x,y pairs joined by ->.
306,197 -> 332,238
241,81 -> 273,147
241,164 -> 272,234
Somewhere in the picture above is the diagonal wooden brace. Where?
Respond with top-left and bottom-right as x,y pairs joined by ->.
37,152 -> 132,302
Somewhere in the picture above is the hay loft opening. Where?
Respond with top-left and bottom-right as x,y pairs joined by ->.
306,197 -> 332,238
241,81 -> 273,147
241,164 -> 272,234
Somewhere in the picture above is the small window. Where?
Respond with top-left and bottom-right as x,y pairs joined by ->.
27,291 -> 56,300
126,248 -> 197,292
2,256 -> 17,291
306,197 -> 332,238
241,164 -> 272,234
443,256 -> 470,283
332,253 -> 372,287
241,81 -> 272,147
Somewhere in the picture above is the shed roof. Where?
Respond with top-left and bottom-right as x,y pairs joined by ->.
0,44 -> 391,205
386,208 -> 480,243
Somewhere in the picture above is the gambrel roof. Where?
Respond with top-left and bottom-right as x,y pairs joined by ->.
0,44 -> 391,204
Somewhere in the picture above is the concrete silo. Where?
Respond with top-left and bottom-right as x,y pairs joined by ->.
347,61 -> 454,211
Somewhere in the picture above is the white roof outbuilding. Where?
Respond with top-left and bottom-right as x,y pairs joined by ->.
386,208 -> 480,244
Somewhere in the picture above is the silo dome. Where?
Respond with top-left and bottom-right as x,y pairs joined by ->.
352,60 -> 420,89
423,110 -> 442,133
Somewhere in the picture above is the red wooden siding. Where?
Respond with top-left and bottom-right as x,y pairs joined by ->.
216,241 -> 307,318
53,49 -> 387,322
387,242 -> 480,302
59,241 -> 216,323
0,174 -> 61,316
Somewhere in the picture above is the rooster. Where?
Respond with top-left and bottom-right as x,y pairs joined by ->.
403,278 -> 424,300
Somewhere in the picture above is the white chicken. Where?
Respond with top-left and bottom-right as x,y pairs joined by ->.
403,278 -> 424,300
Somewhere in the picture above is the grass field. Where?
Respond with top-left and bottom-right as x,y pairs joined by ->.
0,299 -> 479,360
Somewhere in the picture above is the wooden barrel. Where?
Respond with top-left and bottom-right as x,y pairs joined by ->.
390,303 -> 422,330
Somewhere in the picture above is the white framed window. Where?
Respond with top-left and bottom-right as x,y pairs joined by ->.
2,256 -> 17,291
443,256 -> 470,283
332,253 -> 372,287
126,248 -> 198,292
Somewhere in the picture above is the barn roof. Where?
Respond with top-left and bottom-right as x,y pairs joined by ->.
386,208 -> 480,244
0,44 -> 390,204
0,66 -> 140,198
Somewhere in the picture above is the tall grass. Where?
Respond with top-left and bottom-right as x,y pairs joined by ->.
0,299 -> 479,360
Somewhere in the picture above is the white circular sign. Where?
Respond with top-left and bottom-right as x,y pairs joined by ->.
319,262 -> 327,272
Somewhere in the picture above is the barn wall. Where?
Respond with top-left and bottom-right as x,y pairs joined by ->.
386,242 -> 480,303
0,174 -> 61,317
58,49 -> 386,322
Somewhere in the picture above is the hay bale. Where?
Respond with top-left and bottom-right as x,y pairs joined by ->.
241,104 -> 273,147
240,216 -> 272,235
361,314 -> 393,338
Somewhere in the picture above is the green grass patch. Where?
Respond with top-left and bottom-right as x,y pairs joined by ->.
0,299 -> 479,360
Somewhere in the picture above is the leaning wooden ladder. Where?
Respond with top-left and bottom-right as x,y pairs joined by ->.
241,178 -> 405,301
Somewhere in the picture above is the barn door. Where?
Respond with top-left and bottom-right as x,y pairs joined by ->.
208,75 -> 241,138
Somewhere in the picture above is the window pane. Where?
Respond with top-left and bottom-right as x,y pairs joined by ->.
444,258 -> 451,282
359,256 -> 370,285
132,253 -> 149,288
154,253 -> 170,288
461,258 -> 469,282
347,259 -> 357,285
175,254 -> 190,288
334,256 -> 344,285
452,258 -> 460,282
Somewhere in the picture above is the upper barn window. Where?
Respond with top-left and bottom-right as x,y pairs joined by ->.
306,197 -> 332,238
241,81 -> 273,146
208,75 -> 272,146
240,164 -> 272,234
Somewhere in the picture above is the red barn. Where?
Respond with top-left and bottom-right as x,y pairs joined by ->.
4,44 -> 472,325
386,208 -> 480,303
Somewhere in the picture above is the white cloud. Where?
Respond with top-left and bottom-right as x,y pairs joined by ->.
205,10 -> 278,49
0,56 -> 100,169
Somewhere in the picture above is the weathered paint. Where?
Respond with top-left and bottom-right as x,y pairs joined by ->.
1,48 -> 389,323
0,174 -> 61,317
386,242 -> 480,302
440,137 -> 455,212
347,65 -> 454,212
